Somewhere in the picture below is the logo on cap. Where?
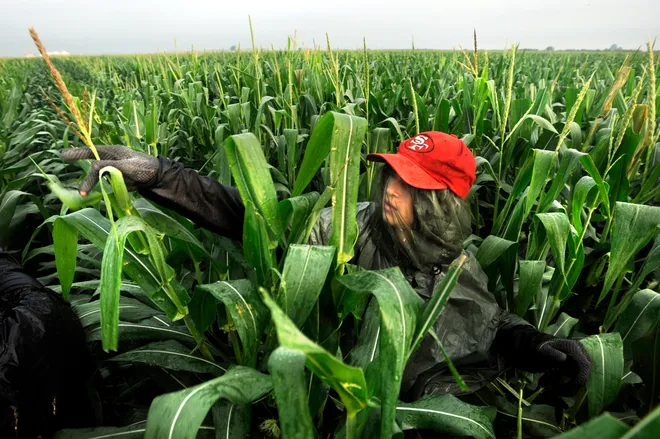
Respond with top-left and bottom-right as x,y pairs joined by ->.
405,134 -> 434,153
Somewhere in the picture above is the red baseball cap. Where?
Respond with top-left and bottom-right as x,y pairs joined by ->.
366,131 -> 476,199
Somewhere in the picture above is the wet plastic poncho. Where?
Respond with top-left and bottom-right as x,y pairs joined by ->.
308,167 -> 532,398
0,251 -> 94,438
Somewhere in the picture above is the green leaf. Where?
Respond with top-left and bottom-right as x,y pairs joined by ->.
539,148 -> 586,213
53,217 -> 78,300
261,290 -> 369,416
348,300 -> 381,369
110,340 -> 226,375
553,413 -> 629,439
268,347 -> 316,439
411,255 -> 466,352
517,260 -> 546,317
494,398 -> 563,438
196,279 -> 269,367
75,295 -> 161,328
620,404 -> 660,439
396,394 -> 496,439
212,401 -> 249,439
144,366 -> 272,439
327,112 -> 368,265
48,183 -> 103,211
526,149 -> 556,213
535,212 -> 570,280
87,321 -> 199,348
279,192 -> 320,245
292,111 -> 334,197
580,155 -> 611,217
634,236 -> 660,290
225,132 -> 283,244
476,235 -> 517,308
58,209 -> 183,320
571,176 -> 599,235
243,200 -> 274,288
525,114 -> 559,135
277,244 -> 335,327
187,288 -> 218,335
335,267 -> 424,436
53,423 -> 149,439
433,99 -> 451,132
581,333 -> 624,418
492,153 -> 534,235
600,202 -> 660,304
133,198 -> 212,260
546,312 -> 579,338
100,215 -> 187,350
615,289 -> 660,345
0,190 -> 28,245
632,322 -> 660,410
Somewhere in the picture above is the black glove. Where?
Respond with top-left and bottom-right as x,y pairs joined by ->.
495,325 -> 591,389
61,145 -> 160,195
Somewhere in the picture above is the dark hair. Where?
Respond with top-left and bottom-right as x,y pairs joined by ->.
367,164 -> 472,270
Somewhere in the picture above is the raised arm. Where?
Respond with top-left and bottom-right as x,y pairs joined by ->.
62,146 -> 245,241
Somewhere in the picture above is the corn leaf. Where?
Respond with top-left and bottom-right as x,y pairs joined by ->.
599,202 -> 660,304
53,424 -> 150,439
327,112 -> 368,265
144,366 -> 272,439
53,217 -> 78,300
516,260 -> 546,317
75,295 -> 161,328
396,394 -> 496,439
620,404 -> 660,439
526,149 -> 556,213
261,290 -> 369,416
476,235 -> 517,308
335,267 -> 424,438
277,244 -> 334,327
535,212 -> 570,280
196,279 -> 269,368
110,340 -> 226,376
268,347 -> 316,439
539,148 -> 585,212
278,191 -> 320,245
410,255 -> 466,352
225,132 -> 283,245
57,208 -> 184,320
242,200 -> 274,288
100,215 -> 188,350
581,333 -> 624,418
546,312 -> 579,338
615,289 -> 660,346
212,401 -> 249,439
571,176 -> 599,235
553,413 -> 629,438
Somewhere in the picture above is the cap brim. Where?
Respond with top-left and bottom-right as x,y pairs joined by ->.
366,153 -> 448,191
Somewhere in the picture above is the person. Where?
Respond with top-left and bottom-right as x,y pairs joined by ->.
0,249 -> 95,438
61,131 -> 590,399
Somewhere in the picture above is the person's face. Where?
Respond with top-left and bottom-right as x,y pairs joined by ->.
383,174 -> 414,228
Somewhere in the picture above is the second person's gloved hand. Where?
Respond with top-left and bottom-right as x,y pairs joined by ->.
61,146 -> 160,196
496,325 -> 591,393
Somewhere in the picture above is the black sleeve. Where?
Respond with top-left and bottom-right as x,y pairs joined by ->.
139,156 -> 245,242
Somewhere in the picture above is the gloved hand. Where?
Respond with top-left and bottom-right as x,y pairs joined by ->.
61,146 -> 160,196
496,325 -> 591,390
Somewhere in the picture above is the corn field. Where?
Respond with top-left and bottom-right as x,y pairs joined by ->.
1,31 -> 659,438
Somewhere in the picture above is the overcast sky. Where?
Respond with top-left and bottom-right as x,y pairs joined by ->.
1,0 -> 658,57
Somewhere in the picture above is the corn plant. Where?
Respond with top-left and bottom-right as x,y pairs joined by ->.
0,29 -> 659,438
